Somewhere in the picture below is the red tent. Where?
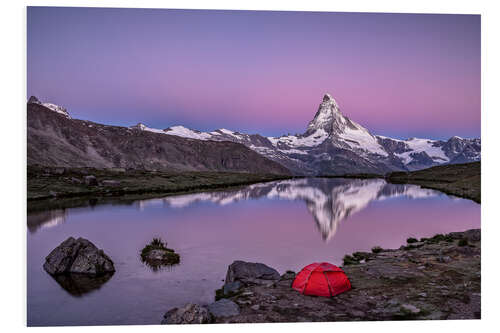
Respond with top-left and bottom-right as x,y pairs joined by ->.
292,262 -> 351,297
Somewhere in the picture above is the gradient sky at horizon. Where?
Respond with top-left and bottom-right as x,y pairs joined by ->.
27,7 -> 480,139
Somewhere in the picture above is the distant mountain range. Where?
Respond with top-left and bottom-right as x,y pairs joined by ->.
27,94 -> 480,175
27,97 -> 290,175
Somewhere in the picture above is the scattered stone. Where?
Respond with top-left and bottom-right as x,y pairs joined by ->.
207,299 -> 240,318
84,175 -> 98,186
160,229 -> 480,324
53,167 -> 66,175
437,255 -> 452,263
43,237 -> 115,275
101,180 -> 120,187
400,304 -> 421,314
223,281 -> 242,296
225,261 -> 280,286
280,271 -> 296,280
71,177 -> 82,184
161,303 -> 212,324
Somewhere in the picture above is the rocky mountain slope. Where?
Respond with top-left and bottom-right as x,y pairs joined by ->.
27,97 -> 290,175
28,94 -> 480,176
134,93 -> 480,175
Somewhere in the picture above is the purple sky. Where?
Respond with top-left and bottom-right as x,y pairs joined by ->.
27,7 -> 480,139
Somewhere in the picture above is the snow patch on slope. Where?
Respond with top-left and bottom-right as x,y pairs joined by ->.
396,138 -> 449,164
340,127 -> 388,156
164,125 -> 213,140
272,129 -> 329,148
41,103 -> 71,118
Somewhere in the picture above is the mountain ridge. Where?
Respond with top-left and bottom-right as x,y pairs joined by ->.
28,94 -> 480,175
27,101 -> 291,175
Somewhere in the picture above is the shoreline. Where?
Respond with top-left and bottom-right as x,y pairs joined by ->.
28,162 -> 480,212
162,228 -> 481,324
27,165 -> 297,211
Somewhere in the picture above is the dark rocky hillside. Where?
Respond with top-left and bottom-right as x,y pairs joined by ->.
386,162 -> 480,203
27,101 -> 290,175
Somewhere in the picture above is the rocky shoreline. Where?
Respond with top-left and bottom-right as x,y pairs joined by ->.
27,165 -> 295,203
386,162 -> 480,203
162,229 -> 480,324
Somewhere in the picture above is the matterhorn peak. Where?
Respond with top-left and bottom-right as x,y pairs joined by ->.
305,93 -> 345,134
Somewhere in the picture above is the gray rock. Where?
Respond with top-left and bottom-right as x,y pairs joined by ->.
208,299 -> 240,318
280,271 -> 296,280
437,255 -> 452,263
101,180 -> 120,187
162,303 -> 212,324
84,175 -> 98,186
70,177 -> 82,184
223,281 -> 242,295
401,304 -> 421,314
43,237 -> 115,275
53,167 -> 66,175
225,261 -> 280,286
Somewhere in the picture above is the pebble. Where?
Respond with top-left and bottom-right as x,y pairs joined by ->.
401,304 -> 421,314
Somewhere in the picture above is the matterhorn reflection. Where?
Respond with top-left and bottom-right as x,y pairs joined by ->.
137,178 -> 442,241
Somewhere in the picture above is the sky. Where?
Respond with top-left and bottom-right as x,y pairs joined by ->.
27,7 -> 480,140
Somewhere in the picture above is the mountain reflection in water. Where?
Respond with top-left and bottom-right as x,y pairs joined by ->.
27,178 -> 446,241
135,178 -> 444,241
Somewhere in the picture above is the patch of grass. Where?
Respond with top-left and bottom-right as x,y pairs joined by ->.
140,237 -> 180,270
371,246 -> 383,254
426,233 -> 454,244
342,255 -> 358,266
458,239 -> 469,247
406,237 -> 418,244
140,237 -> 173,258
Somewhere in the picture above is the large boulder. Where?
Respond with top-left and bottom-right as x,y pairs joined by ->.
161,303 -> 212,324
207,299 -> 240,318
225,260 -> 280,286
43,237 -> 115,275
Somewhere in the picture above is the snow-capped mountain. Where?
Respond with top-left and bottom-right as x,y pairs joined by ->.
129,93 -> 481,175
136,178 -> 443,241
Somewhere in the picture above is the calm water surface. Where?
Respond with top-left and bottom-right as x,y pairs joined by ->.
27,178 -> 480,326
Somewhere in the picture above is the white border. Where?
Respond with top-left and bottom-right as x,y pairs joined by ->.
1,0 -> 499,332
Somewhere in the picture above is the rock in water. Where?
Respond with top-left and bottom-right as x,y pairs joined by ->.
43,237 -> 115,275
140,239 -> 180,271
161,303 -> 212,324
207,299 -> 240,318
225,261 -> 280,286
